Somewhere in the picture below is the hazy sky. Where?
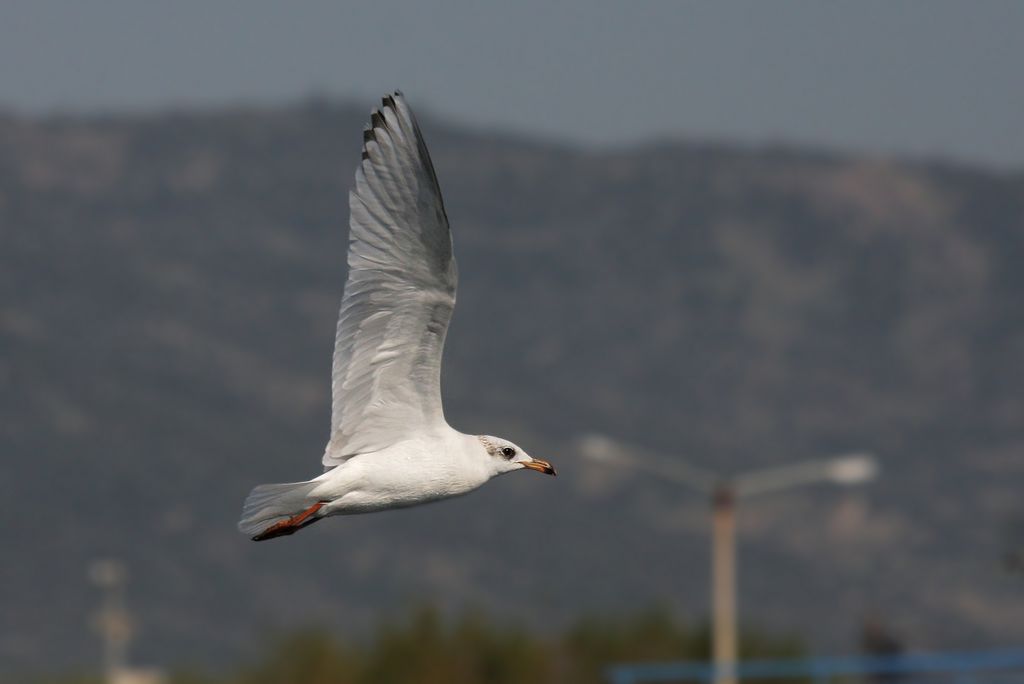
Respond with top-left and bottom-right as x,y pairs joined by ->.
3,1 -> 1023,168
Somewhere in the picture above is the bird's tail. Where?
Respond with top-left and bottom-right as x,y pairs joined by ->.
238,480 -> 321,539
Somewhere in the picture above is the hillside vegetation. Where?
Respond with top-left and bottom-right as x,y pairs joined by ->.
2,100 -> 1022,672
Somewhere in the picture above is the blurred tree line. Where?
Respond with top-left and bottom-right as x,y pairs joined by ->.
31,606 -> 804,684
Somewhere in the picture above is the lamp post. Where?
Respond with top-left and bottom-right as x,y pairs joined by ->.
89,559 -> 132,684
711,484 -> 737,684
578,435 -> 877,684
88,560 -> 167,684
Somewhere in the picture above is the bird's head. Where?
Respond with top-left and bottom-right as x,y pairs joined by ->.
478,436 -> 557,477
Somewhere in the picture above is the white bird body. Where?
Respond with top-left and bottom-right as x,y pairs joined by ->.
238,92 -> 555,541
312,432 -> 492,515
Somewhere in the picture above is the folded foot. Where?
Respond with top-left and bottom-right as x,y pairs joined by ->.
252,502 -> 326,541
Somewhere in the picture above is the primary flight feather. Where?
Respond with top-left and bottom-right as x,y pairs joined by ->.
239,92 -> 555,541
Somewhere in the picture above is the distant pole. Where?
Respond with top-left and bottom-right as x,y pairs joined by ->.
90,560 -> 133,684
578,435 -> 878,684
712,485 -> 738,684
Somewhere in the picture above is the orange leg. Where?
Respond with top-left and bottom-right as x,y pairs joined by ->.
252,502 -> 327,541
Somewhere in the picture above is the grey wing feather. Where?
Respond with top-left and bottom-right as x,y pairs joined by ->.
323,92 -> 456,466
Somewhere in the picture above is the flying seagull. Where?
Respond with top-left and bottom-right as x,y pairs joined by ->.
239,92 -> 556,541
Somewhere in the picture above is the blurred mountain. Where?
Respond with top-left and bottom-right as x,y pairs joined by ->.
2,99 -> 1022,673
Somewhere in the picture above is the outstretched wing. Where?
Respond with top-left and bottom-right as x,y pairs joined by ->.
323,92 -> 456,466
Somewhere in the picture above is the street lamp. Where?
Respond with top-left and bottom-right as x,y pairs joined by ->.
577,434 -> 878,684
90,559 -> 132,683
89,560 -> 166,684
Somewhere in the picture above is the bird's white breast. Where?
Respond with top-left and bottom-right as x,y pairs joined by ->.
313,430 -> 490,514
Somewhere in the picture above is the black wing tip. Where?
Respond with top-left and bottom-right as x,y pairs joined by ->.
361,125 -> 375,160
361,92 -> 406,160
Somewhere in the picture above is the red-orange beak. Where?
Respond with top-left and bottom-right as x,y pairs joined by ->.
521,458 -> 557,476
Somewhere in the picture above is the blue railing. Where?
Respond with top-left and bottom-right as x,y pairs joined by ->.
608,648 -> 1024,684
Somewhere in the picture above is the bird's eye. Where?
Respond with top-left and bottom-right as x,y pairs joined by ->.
501,447 -> 516,459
